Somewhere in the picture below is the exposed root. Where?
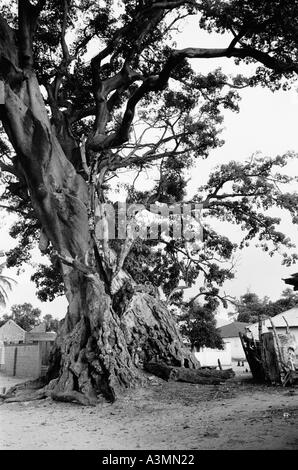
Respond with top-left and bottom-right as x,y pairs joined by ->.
1,380 -> 97,407
4,389 -> 48,403
3,377 -> 47,400
0,289 -> 203,406
51,390 -> 97,406
0,377 -> 49,405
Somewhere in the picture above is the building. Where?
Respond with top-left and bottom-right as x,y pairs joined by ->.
0,320 -> 57,378
0,319 -> 26,343
194,343 -> 232,368
25,322 -> 56,374
248,306 -> 298,354
217,321 -> 250,361
25,321 -> 56,343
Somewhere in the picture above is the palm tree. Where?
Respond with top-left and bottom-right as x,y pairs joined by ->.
0,254 -> 15,307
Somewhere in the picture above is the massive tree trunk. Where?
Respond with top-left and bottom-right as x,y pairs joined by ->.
47,285 -> 198,403
0,15 -> 198,404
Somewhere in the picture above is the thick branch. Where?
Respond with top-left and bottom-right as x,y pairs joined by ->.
18,0 -> 45,69
52,0 -> 73,101
89,60 -> 143,147
203,191 -> 269,208
0,15 -> 24,86
174,46 -> 298,74
93,42 -> 298,151
143,0 -> 198,10
106,149 -> 188,171
188,291 -> 235,307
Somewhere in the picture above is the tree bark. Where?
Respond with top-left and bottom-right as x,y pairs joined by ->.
45,281 -> 198,403
0,73 -> 198,404
0,13 -> 198,405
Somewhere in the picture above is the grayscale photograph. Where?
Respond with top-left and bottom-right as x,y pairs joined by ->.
0,0 -> 297,455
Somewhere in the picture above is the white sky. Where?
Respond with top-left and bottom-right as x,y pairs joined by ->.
0,15 -> 298,326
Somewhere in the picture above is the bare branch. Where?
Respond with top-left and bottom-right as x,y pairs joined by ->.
108,149 -> 188,171
0,160 -> 19,177
203,191 -> 269,208
0,203 -> 28,215
188,291 -> 236,307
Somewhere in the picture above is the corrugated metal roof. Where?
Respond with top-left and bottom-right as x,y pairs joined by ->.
249,306 -> 298,331
267,306 -> 298,328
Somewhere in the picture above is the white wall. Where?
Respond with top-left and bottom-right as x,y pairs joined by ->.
194,342 -> 231,367
223,336 -> 246,360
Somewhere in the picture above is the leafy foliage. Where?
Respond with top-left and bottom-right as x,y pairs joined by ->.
199,0 -> 298,89
233,288 -> 298,323
43,313 -> 60,332
0,0 -> 298,313
179,297 -> 224,350
0,262 -> 15,308
0,302 -> 41,331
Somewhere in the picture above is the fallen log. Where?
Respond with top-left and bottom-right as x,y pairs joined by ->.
191,368 -> 235,380
144,362 -> 235,384
145,362 -> 178,381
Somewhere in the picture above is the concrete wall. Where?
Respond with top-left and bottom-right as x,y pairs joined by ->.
2,343 -> 41,378
223,336 -> 246,360
194,342 -> 232,367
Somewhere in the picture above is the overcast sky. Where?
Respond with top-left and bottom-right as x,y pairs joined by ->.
0,16 -> 298,326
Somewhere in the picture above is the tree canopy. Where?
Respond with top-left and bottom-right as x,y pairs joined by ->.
232,288 -> 298,324
179,296 -> 223,350
1,1 -> 298,308
0,302 -> 41,331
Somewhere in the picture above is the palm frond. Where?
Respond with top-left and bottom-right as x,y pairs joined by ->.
0,275 -> 15,290
0,284 -> 8,306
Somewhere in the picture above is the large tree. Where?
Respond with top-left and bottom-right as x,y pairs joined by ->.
43,313 -> 60,332
0,0 -> 298,403
179,297 -> 224,351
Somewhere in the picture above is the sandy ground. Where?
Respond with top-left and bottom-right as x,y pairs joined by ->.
0,369 -> 297,450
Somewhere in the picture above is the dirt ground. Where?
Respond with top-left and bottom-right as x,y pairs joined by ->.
0,369 -> 297,450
